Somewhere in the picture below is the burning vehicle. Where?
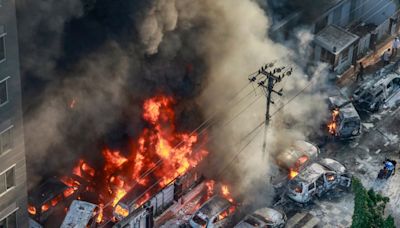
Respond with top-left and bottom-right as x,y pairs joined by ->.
353,72 -> 400,112
327,95 -> 361,139
28,178 -> 80,223
275,140 -> 320,179
61,200 -> 99,228
234,207 -> 286,228
287,158 -> 351,204
189,195 -> 236,228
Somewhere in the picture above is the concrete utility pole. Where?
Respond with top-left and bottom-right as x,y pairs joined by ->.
249,62 -> 293,156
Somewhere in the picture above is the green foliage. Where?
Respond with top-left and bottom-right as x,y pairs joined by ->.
351,178 -> 395,228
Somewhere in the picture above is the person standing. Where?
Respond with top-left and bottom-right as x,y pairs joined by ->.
356,62 -> 364,82
383,48 -> 391,66
392,37 -> 400,57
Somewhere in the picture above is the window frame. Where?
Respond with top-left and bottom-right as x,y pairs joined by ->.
0,164 -> 16,197
0,32 -> 6,64
0,208 -> 18,228
0,76 -> 10,107
0,125 -> 13,156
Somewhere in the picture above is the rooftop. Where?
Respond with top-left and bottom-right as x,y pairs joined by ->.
315,25 -> 359,55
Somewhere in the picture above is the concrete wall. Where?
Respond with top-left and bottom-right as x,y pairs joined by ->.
0,0 -> 28,227
353,0 -> 397,25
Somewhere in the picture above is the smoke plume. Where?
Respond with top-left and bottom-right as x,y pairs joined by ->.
19,0 -> 329,211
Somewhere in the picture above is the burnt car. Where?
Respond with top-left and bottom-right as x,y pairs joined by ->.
353,72 -> 400,112
28,178 -> 78,223
234,207 -> 286,228
275,140 -> 320,172
287,158 -> 351,203
189,195 -> 235,228
327,95 -> 361,139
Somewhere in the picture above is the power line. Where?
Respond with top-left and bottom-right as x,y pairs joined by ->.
249,63 -> 293,157
215,75 -> 319,179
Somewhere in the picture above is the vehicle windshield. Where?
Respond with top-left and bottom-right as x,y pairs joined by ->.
289,180 -> 302,193
361,92 -> 373,102
192,214 -> 207,226
243,216 -> 262,226
253,213 -> 274,225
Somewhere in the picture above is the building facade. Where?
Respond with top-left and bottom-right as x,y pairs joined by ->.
0,0 -> 28,227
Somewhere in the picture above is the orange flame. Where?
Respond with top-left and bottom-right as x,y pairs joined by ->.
289,169 -> 299,179
28,205 -> 36,215
62,95 -> 208,222
328,109 -> 340,135
96,204 -> 104,223
221,185 -> 234,203
41,203 -> 50,212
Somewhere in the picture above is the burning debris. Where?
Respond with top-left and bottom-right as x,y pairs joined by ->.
33,95 -> 209,224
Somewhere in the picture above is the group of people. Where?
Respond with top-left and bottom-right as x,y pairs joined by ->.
382,36 -> 400,66
356,37 -> 400,82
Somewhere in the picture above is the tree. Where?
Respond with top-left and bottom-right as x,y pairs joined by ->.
351,178 -> 395,228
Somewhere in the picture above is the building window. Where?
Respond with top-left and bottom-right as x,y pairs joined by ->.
0,211 -> 17,228
0,35 -> 5,63
0,166 -> 15,195
0,78 -> 8,106
0,127 -> 12,155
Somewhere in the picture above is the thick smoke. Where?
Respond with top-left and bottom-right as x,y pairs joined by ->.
139,0 -> 329,207
19,0 -> 329,211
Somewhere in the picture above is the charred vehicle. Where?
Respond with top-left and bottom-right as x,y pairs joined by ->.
327,95 -> 361,139
61,200 -> 99,228
353,72 -> 400,112
28,178 -> 79,223
287,158 -> 351,203
234,207 -> 286,228
189,195 -> 236,228
275,140 -> 320,179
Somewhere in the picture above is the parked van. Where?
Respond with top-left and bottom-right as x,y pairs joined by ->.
234,207 -> 286,228
327,95 -> 361,139
353,72 -> 400,112
287,158 -> 351,203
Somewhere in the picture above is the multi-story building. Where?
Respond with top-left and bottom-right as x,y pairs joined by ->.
0,0 -> 28,227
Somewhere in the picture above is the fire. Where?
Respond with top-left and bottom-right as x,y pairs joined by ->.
289,168 -> 299,179
96,204 -> 104,223
327,109 -> 340,135
41,203 -> 50,212
28,205 -> 36,215
61,95 -> 208,223
205,180 -> 215,198
221,185 -> 234,203
114,205 -> 129,218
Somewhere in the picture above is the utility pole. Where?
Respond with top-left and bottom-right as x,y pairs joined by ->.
249,62 -> 293,156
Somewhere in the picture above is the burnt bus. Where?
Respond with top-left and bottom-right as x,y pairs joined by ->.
114,168 -> 204,222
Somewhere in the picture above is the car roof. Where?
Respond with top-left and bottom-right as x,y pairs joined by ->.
61,200 -> 97,228
318,158 -> 346,173
196,195 -> 232,218
253,207 -> 284,224
295,163 -> 327,183
328,96 -> 360,119
276,140 -> 319,169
